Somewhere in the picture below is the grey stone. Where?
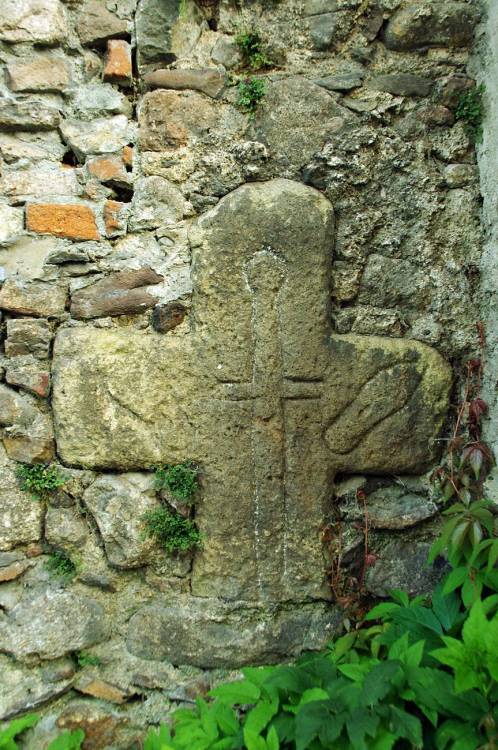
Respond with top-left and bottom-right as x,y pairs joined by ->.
252,78 -> 353,173
0,590 -> 108,660
304,0 -> 337,15
0,131 -> 66,163
138,90 -> 220,151
444,163 -> 477,187
5,319 -> 52,359
0,444 -> 43,551
46,247 -> 90,265
0,0 -> 68,44
0,162 -> 80,201
366,540 -> 447,597
144,69 -> 225,98
60,116 -> 130,160
211,35 -> 243,69
357,253 -> 429,308
314,73 -> 364,91
337,480 -> 438,530
0,204 -> 23,246
129,176 -> 186,231
5,355 -> 51,398
45,507 -> 88,548
368,74 -> 433,97
126,598 -> 342,667
0,101 -> 60,131
0,384 -> 55,463
136,0 -> 180,65
71,84 -> 132,120
0,654 -> 73,721
308,13 -> 338,50
384,3 -> 478,51
76,0 -> 128,45
83,473 -> 161,568
70,268 -> 164,319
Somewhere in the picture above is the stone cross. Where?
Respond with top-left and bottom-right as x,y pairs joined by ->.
53,179 -> 451,607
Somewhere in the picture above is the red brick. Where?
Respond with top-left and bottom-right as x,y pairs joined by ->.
103,40 -> 132,86
26,203 -> 100,241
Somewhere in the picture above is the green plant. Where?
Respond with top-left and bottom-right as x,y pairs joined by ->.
154,462 -> 199,502
76,650 -> 101,669
143,507 -> 201,554
45,549 -> 77,582
16,463 -> 67,501
0,714 -> 84,750
237,77 -> 266,118
235,30 -> 273,70
455,84 -> 485,143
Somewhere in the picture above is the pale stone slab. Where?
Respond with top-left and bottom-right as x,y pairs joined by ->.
0,0 -> 68,44
0,444 -> 43,551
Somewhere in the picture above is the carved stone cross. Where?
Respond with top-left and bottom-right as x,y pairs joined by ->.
53,179 -> 451,661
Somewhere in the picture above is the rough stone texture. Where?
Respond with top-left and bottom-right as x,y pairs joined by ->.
0,655 -> 74,721
5,356 -> 51,398
70,268 -> 164,319
0,0 -> 68,44
127,599 -> 342,668
0,279 -> 67,317
26,203 -> 100,241
366,540 -> 446,598
1,163 -> 79,200
0,384 -> 55,463
83,474 -> 161,568
139,90 -> 219,151
135,0 -> 180,65
144,69 -> 225,98
6,57 -> 70,93
76,0 -> 128,45
129,176 -> 185,231
0,100 -> 60,131
0,590 -> 108,660
368,74 -> 433,98
104,40 -> 133,86
60,116 -> 130,160
384,3 -> 478,51
45,507 -> 88,548
252,78 -> 353,173
0,204 -> 24,246
5,319 -> 52,359
87,155 -> 130,186
152,302 -> 186,332
0,444 -> 43,551
103,199 -> 129,238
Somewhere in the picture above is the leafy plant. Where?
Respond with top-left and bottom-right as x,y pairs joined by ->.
237,77 -> 266,118
76,650 -> 101,669
45,549 -> 77,582
235,30 -> 273,70
455,84 -> 485,143
16,463 -> 67,501
154,462 -> 199,502
0,714 -> 84,750
143,507 -> 201,554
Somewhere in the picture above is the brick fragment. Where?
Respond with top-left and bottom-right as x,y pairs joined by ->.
87,155 -> 129,186
26,203 -> 100,241
104,200 -> 127,237
103,40 -> 133,86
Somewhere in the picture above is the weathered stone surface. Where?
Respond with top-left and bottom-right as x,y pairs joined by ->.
369,74 -> 433,97
0,131 -> 66,163
5,319 -> 52,359
366,540 -> 446,598
144,69 -> 225,98
357,254 -> 429,307
0,561 -> 30,582
307,12 -> 338,50
0,100 -> 60,131
60,116 -> 130,160
0,279 -> 67,317
76,0 -> 128,45
5,356 -> 51,398
314,72 -> 364,91
252,78 -> 353,172
324,334 -> 451,474
0,590 -> 108,660
211,35 -> 243,69
0,444 -> 43,551
129,176 -> 185,231
45,507 -> 88,548
384,3 -> 477,51
6,57 -> 70,93
74,678 -> 130,704
26,203 -> 100,241
0,654 -> 73,721
52,328 -> 197,469
87,155 -> 130,186
0,0 -> 67,44
72,84 -> 131,121
83,474 -> 160,568
152,301 -> 186,332
0,204 -> 23,246
444,163 -> 477,187
70,268 -> 164,319
103,199 -> 129,238
337,479 -> 438,530
126,599 -> 341,667
0,384 -> 55,463
1,163 -> 79,201
104,40 -> 133,86
139,90 -> 219,151
135,0 -> 180,65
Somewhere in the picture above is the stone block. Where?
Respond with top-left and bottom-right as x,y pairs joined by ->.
129,176 -> 185,231
6,57 -> 70,93
103,40 -> 133,86
139,90 -> 218,151
0,444 -> 43,551
72,84 -> 131,120
1,164 -> 79,201
26,203 -> 100,241
87,155 -> 130,186
70,268 -> 164,319
0,383 -> 55,463
135,0 -> 180,65
5,355 -> 51,398
0,101 -> 60,131
60,116 -> 130,160
152,301 -> 186,332
368,73 -> 433,97
0,654 -> 73,721
0,0 -> 67,44
0,204 -> 23,246
384,2 -> 478,51
366,540 -> 447,598
76,0 -> 128,45
0,279 -> 67,317
0,132 -> 66,163
144,68 -> 225,98
307,12 -> 338,50
45,507 -> 88,548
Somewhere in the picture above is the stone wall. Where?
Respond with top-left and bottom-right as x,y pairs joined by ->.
0,0 -> 484,745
